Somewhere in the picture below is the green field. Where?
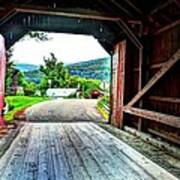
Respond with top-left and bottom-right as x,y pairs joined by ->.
5,96 -> 49,122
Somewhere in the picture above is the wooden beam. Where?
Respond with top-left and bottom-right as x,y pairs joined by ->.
122,0 -> 142,14
96,0 -> 141,24
127,20 -> 142,24
0,1 -> 32,26
150,62 -> 165,69
111,41 -> 126,128
123,106 -> 180,128
154,19 -> 180,35
0,11 -> 17,26
109,54 -> 114,124
148,128 -> 180,145
149,0 -> 174,15
116,20 -> 143,48
127,49 -> 180,106
109,0 -> 133,17
0,4 -> 17,26
172,0 -> 180,8
149,96 -> 180,103
133,67 -> 140,72
137,47 -> 143,131
15,7 -> 121,22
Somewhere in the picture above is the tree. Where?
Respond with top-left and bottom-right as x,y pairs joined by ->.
28,31 -> 52,42
20,31 -> 52,42
40,53 -> 70,89
39,77 -> 49,96
5,48 -> 16,91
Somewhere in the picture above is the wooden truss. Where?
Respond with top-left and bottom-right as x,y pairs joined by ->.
123,49 -> 180,130
127,49 -> 180,106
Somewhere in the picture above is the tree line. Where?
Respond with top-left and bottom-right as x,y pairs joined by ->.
6,52 -> 101,98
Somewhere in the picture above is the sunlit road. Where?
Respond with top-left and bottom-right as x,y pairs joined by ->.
25,99 -> 104,122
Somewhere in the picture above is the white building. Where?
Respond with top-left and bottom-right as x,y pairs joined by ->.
46,88 -> 77,97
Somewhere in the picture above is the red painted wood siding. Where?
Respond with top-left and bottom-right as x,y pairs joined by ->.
111,41 -> 126,128
0,34 -> 6,125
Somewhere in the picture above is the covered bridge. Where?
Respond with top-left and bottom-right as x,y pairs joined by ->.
0,0 -> 180,144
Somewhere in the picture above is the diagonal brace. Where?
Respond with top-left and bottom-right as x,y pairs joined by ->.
127,49 -> 180,106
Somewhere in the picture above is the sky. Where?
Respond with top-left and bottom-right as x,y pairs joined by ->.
11,32 -> 109,65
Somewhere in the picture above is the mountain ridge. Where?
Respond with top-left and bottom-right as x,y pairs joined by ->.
16,63 -> 39,72
15,57 -> 111,83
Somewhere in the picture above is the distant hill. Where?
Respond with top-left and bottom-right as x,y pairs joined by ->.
16,63 -> 39,72
15,63 -> 43,84
15,57 -> 111,84
67,57 -> 111,82
24,70 -> 44,84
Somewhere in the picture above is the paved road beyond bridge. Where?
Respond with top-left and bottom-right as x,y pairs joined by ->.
25,99 -> 103,122
0,99 -> 178,180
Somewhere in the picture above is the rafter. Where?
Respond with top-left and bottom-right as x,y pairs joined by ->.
0,0 -> 33,26
154,19 -> 180,35
172,0 -> 180,8
122,0 -> 142,14
96,0 -> 142,48
109,0 -> 133,17
0,9 -> 17,26
149,0 -> 174,15
96,0 -> 141,24
116,20 -> 143,48
127,49 -> 180,106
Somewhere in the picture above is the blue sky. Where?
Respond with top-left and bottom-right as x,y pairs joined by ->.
11,32 -> 109,65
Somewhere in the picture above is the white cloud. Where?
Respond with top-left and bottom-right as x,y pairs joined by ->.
11,33 -> 109,65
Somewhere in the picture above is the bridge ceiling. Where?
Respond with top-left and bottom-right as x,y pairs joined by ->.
0,0 -> 179,52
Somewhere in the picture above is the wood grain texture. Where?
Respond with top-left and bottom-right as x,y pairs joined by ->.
0,123 -> 178,180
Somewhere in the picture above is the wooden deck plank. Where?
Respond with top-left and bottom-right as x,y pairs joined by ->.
0,125 -> 32,180
78,123 -> 150,180
90,123 -> 178,180
59,124 -> 91,180
18,126 -> 40,180
66,125 -> 112,179
0,123 -> 178,180
48,125 -> 70,180
73,124 -> 135,179
37,125 -> 50,180
62,124 -> 108,180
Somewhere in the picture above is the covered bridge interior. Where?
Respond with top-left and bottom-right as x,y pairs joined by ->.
0,0 -> 180,145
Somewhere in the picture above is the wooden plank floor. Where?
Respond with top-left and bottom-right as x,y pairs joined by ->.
0,123 -> 177,180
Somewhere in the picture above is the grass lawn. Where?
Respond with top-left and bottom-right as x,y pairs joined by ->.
5,96 -> 49,122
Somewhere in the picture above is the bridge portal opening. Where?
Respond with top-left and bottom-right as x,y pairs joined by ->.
4,31 -> 111,123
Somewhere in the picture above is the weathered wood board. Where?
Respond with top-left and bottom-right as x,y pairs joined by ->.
0,123 -> 178,180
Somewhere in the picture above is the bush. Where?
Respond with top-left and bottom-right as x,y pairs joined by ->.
98,95 -> 110,107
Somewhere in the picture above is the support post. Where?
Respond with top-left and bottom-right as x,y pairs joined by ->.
137,47 -> 143,131
108,52 -> 113,124
0,34 -> 6,125
111,41 -> 126,128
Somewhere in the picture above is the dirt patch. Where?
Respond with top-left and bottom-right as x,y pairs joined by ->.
98,123 -> 180,179
14,108 -> 26,121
